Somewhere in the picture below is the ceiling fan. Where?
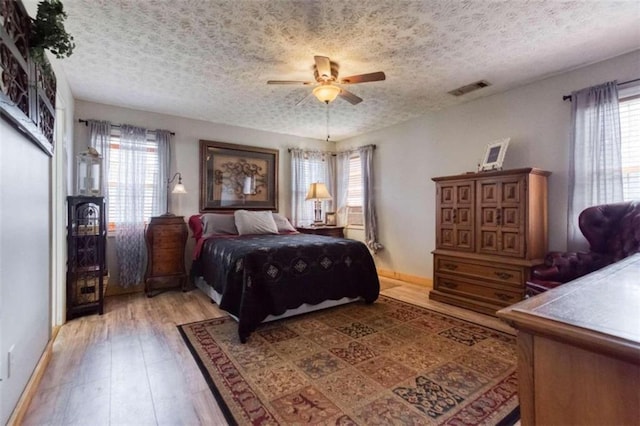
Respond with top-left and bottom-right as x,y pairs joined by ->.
267,56 -> 386,105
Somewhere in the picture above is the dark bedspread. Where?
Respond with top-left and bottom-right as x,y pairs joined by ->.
190,233 -> 380,341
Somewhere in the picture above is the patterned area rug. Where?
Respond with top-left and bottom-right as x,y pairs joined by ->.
178,296 -> 519,425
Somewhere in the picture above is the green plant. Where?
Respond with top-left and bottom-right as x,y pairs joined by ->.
30,0 -> 75,64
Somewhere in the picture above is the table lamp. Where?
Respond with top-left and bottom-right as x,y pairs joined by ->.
305,182 -> 332,224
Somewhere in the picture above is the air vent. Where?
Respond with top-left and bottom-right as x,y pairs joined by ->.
448,80 -> 491,97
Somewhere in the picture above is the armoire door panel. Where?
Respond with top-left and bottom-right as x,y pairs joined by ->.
480,230 -> 499,252
481,207 -> 498,226
457,184 -> 473,204
441,208 -> 454,225
440,229 -> 455,248
441,186 -> 455,204
479,182 -> 498,203
436,180 -> 475,251
502,207 -> 520,227
501,231 -> 523,256
458,207 -> 473,226
456,229 -> 474,250
501,181 -> 521,203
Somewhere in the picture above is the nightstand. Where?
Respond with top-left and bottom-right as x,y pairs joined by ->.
296,226 -> 345,238
144,215 -> 188,297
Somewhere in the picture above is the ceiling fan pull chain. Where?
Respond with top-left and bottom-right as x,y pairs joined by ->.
326,103 -> 330,142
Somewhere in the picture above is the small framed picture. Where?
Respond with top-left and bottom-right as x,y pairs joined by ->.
479,138 -> 510,171
325,212 -> 337,226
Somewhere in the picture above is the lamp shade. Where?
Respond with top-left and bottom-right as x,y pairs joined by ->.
312,84 -> 341,103
172,183 -> 187,194
305,182 -> 332,200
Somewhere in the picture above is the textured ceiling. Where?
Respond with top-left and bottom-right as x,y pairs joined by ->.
51,0 -> 640,141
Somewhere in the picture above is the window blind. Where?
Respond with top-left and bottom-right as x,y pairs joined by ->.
347,154 -> 363,207
620,95 -> 640,201
107,130 -> 159,230
346,154 -> 364,226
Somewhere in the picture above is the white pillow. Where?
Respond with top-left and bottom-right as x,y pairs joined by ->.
234,210 -> 279,235
272,213 -> 297,233
201,213 -> 238,235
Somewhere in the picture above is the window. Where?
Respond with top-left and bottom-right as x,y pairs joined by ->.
294,152 -> 331,224
346,154 -> 364,226
107,128 -> 159,231
620,94 -> 640,201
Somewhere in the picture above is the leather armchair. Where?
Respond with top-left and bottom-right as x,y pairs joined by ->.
527,201 -> 640,296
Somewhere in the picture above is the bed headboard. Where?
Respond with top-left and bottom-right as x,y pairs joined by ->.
188,215 -> 203,240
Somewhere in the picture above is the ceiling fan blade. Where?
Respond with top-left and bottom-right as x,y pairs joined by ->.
314,56 -> 332,80
339,88 -> 363,105
295,92 -> 315,106
340,71 -> 386,84
267,80 -> 314,85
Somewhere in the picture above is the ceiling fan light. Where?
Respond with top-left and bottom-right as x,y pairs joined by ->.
313,85 -> 341,103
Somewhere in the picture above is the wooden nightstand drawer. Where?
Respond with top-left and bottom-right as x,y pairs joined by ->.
435,255 -> 523,286
152,225 -> 186,250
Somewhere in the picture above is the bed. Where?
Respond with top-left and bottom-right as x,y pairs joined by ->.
188,212 -> 380,342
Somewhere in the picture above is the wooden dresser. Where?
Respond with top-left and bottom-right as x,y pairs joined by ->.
144,215 -> 188,297
498,254 -> 640,425
296,226 -> 345,238
431,168 -> 550,315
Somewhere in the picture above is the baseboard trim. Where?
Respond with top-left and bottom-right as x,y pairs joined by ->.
378,268 -> 433,288
7,326 -> 60,426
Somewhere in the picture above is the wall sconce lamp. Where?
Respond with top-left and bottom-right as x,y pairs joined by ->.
305,182 -> 332,224
164,172 -> 187,216
312,84 -> 341,104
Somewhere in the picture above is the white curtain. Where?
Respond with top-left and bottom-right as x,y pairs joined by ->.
115,125 -> 151,287
359,145 -> 383,253
335,151 -> 351,226
154,129 -> 171,215
568,81 -> 623,250
290,148 -> 333,226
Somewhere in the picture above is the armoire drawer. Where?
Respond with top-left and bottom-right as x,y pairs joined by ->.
434,255 -> 524,286
435,274 -> 523,305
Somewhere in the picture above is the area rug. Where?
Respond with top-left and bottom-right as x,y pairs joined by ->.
178,296 -> 520,425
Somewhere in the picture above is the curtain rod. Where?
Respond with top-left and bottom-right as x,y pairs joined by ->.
287,144 -> 376,153
562,78 -> 640,101
78,119 -> 175,135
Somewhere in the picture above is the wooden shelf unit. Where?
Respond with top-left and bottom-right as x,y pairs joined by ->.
66,196 -> 106,318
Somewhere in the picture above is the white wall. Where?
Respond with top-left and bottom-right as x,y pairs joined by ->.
0,17 -> 74,420
338,50 -> 640,280
0,120 -> 51,425
73,101 -> 328,287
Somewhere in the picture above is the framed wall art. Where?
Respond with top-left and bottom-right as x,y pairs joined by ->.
199,140 -> 279,212
479,138 -> 510,171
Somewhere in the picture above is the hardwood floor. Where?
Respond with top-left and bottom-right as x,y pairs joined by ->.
22,278 -> 514,426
